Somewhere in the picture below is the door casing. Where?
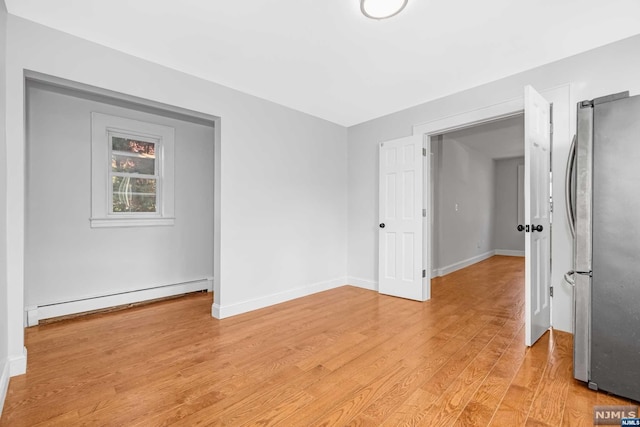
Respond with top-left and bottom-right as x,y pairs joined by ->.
410,85 -> 571,343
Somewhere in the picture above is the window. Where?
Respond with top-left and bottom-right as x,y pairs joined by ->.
110,134 -> 159,213
91,113 -> 175,227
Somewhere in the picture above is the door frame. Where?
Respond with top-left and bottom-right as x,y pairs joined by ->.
413,97 -> 525,301
412,85 -> 570,333
428,113 -> 527,278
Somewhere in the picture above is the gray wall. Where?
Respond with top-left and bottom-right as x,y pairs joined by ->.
0,0 -> 8,397
347,34 -> 640,333
25,82 -> 215,307
433,137 -> 495,270
494,157 -> 525,252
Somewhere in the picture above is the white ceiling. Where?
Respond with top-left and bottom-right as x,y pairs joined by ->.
442,115 -> 524,160
6,0 -> 640,126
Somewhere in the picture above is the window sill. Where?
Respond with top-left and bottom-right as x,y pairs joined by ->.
90,217 -> 175,228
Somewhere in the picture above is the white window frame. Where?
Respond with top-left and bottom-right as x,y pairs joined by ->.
91,112 -> 175,228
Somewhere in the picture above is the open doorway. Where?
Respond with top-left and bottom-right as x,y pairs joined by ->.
430,114 -> 525,278
24,77 -> 217,325
379,85 -> 566,345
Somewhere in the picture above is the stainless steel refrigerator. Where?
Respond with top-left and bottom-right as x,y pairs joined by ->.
566,91 -> 640,402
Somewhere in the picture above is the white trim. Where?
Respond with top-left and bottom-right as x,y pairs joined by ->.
9,347 -> 27,376
412,96 -> 525,136
495,249 -> 525,257
347,276 -> 378,291
26,279 -> 212,326
432,250 -> 495,277
24,71 -> 218,123
0,358 -> 9,417
90,112 -> 175,227
212,277 -> 347,319
422,134 -> 431,300
25,305 -> 38,327
89,217 -> 175,228
517,164 -> 525,224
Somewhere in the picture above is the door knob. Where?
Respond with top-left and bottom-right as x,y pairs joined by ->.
517,224 -> 525,232
532,225 -> 543,232
379,223 -> 385,228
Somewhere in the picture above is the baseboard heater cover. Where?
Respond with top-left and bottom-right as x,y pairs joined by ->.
25,278 -> 213,326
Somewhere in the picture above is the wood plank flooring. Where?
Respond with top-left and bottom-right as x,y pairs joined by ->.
1,256 -> 637,426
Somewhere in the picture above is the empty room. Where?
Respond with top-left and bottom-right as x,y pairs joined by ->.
1,1 -> 640,425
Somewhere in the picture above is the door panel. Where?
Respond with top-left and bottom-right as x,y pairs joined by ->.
524,85 -> 552,346
379,135 -> 425,301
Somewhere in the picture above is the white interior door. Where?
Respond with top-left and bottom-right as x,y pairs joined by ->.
378,135 -> 425,301
524,85 -> 552,346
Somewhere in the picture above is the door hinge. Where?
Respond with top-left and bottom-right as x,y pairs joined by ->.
422,208 -> 426,217
422,269 -> 426,278
422,148 -> 427,156
550,286 -> 554,297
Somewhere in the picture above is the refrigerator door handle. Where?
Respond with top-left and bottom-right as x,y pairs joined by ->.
564,270 -> 576,286
565,134 -> 577,239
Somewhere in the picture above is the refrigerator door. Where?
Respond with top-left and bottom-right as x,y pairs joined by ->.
591,94 -> 640,402
572,101 -> 593,383
574,102 -> 593,274
573,272 -> 590,382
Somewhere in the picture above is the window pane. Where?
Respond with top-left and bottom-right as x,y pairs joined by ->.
112,137 -> 156,156
112,177 -> 157,213
111,153 -> 155,174
111,137 -> 156,175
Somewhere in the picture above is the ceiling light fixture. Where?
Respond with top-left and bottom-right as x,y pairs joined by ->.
360,0 -> 408,20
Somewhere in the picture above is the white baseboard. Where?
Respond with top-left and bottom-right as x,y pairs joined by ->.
0,357 -> 9,417
27,279 -> 213,326
212,276 -> 347,319
495,249 -> 525,257
433,250 -> 495,277
347,276 -> 378,291
0,347 -> 24,417
8,347 -> 27,376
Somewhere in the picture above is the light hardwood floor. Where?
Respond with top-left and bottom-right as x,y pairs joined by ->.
1,256 -> 636,426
